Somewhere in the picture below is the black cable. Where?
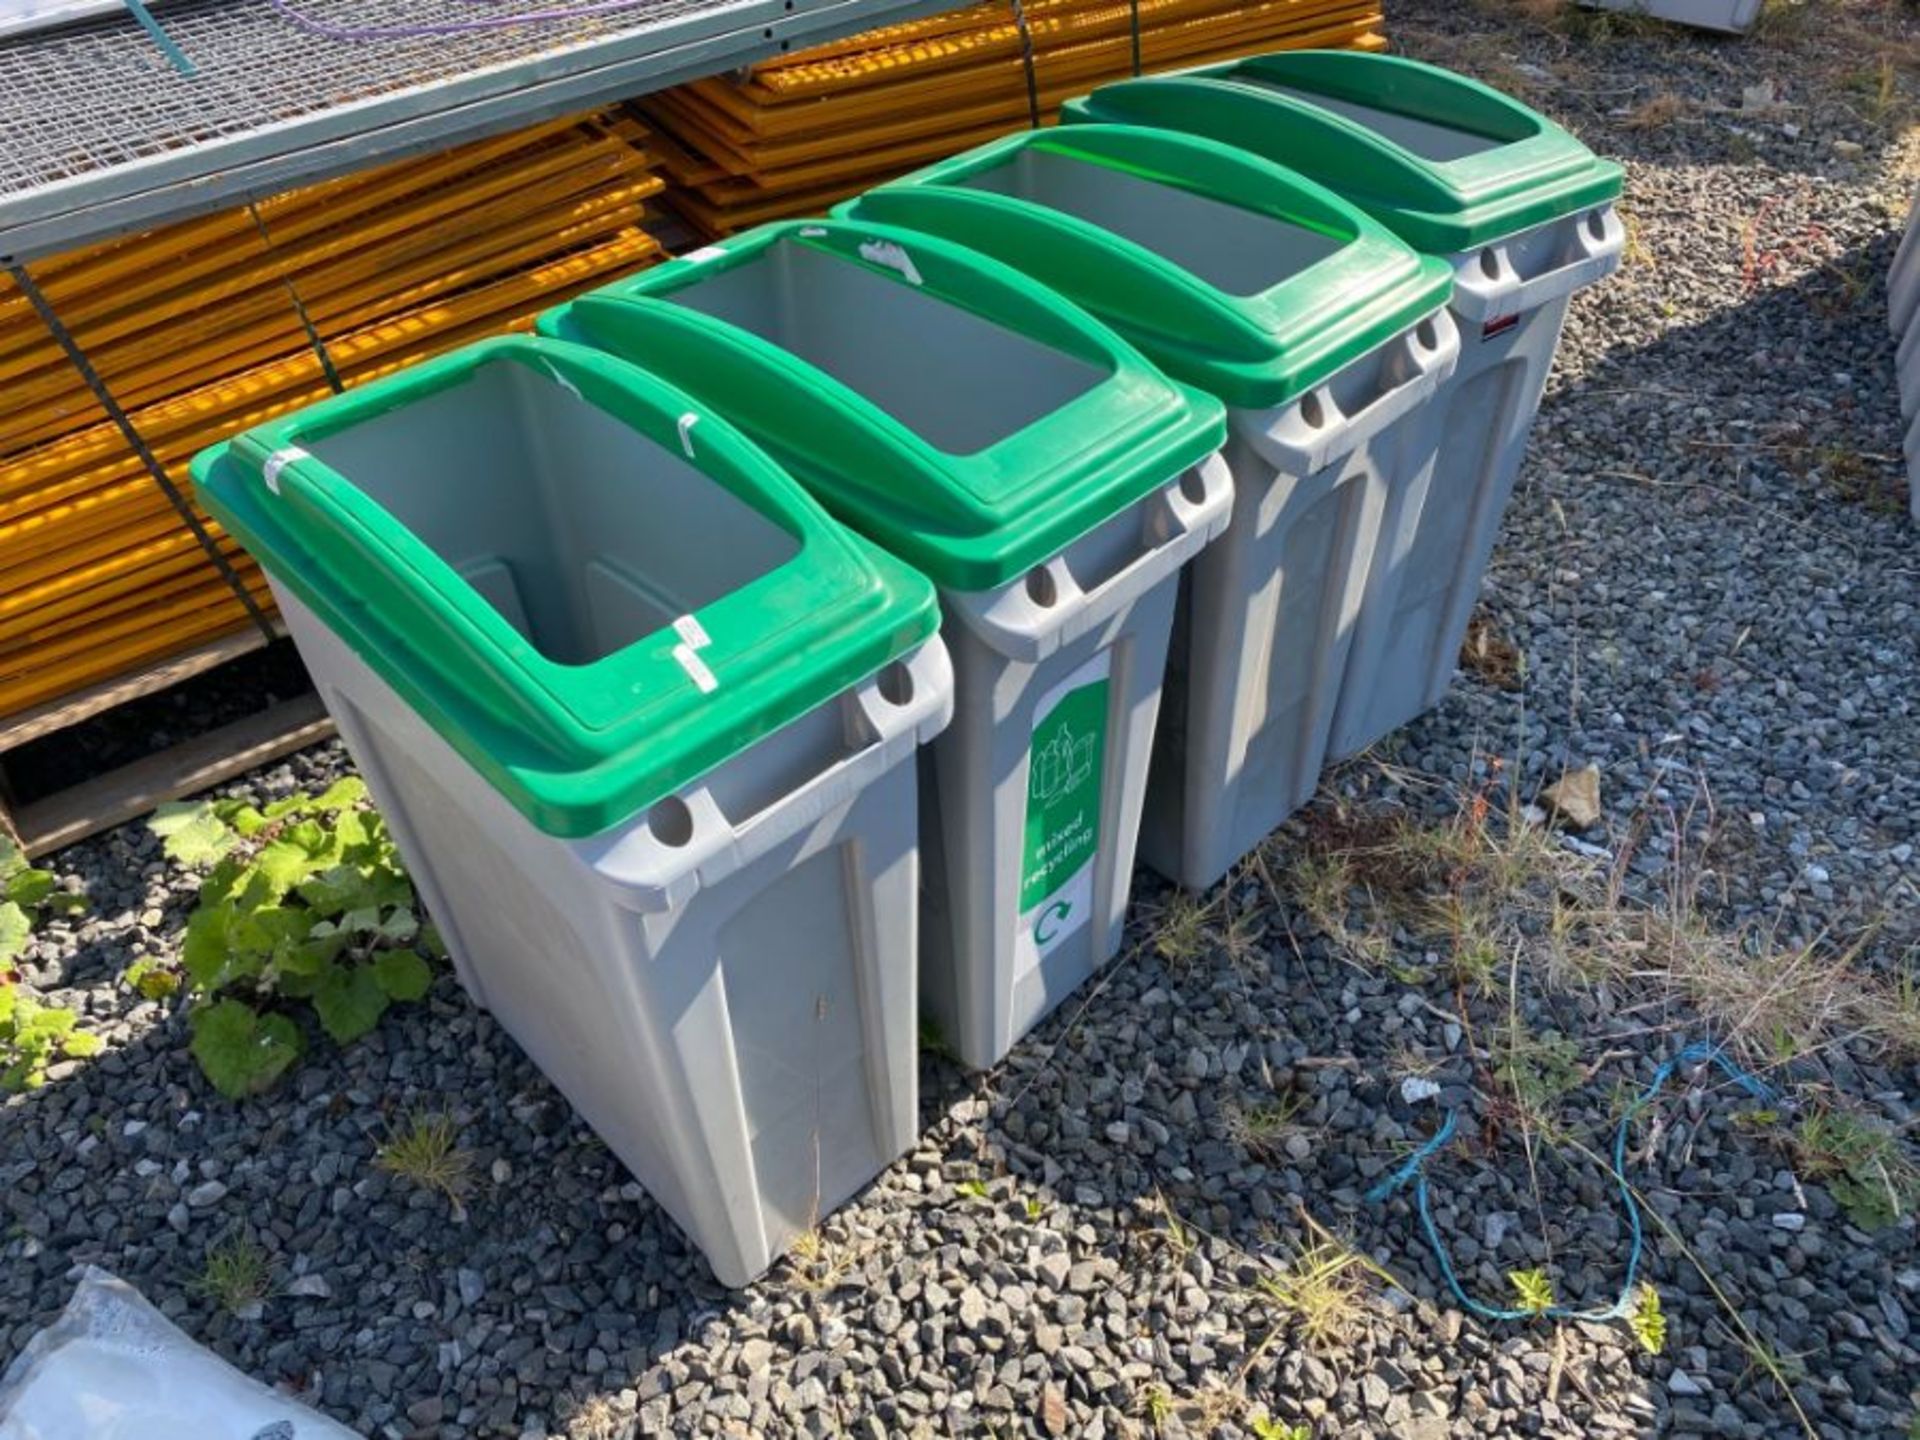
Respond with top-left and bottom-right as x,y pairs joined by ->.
7,261 -> 277,643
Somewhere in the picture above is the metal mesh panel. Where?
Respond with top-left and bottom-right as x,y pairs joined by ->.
0,0 -> 790,198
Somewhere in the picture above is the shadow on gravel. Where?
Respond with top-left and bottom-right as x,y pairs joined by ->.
1392,7 -> 1919,182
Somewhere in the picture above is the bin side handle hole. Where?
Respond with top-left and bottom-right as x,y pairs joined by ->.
647,796 -> 696,847
875,660 -> 916,707
1025,565 -> 1059,608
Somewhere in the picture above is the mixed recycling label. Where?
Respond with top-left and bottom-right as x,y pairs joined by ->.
1015,650 -> 1110,979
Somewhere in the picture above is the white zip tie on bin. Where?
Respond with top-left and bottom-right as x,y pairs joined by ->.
673,613 -> 712,650
857,240 -> 922,287
262,446 -> 310,495
673,642 -> 718,693
543,360 -> 584,401
678,412 -> 699,458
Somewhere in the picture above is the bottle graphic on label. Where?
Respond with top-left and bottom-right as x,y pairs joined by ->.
1015,650 -> 1110,980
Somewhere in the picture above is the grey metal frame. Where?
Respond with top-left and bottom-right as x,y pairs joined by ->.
0,0 -> 950,262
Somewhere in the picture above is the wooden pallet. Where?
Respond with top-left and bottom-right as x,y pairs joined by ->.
0,625 -> 335,859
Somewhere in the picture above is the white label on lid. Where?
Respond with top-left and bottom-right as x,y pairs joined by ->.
684,245 -> 729,264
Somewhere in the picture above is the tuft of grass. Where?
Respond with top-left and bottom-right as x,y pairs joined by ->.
1461,610 -> 1525,690
197,1232 -> 273,1315
1136,1383 -> 1174,1430
1149,891 -> 1215,969
1224,1092 -> 1308,1161
1751,0 -> 1813,44
1494,1024 -> 1584,1123
785,1223 -> 870,1294
1250,1418 -> 1312,1440
1788,1105 -> 1920,1232
1253,1237 -> 1372,1351
564,1395 -> 622,1440
1623,91 -> 1688,131
377,1110 -> 474,1217
1816,445 -> 1906,515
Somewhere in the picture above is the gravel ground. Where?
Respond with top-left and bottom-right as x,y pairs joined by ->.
5,4 -> 1919,1438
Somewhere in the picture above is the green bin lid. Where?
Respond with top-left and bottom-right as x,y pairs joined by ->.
1063,51 -> 1624,254
537,219 -> 1226,593
837,124 -> 1451,410
192,334 -> 938,839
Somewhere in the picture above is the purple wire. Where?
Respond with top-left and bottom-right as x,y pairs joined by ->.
266,0 -> 683,40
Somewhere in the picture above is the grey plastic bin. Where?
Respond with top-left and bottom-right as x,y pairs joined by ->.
1066,52 -> 1627,760
842,126 -> 1460,891
193,337 -> 953,1287
539,220 -> 1233,1068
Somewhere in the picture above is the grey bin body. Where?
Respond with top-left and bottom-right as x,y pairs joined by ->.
283,592 -> 951,1287
1311,96 -> 1627,762
221,354 -> 955,1288
1578,0 -> 1762,32
920,461 -> 1232,1066
1147,318 -> 1459,890
847,138 -> 1459,895
604,236 -> 1236,1071
1892,187 -> 1920,521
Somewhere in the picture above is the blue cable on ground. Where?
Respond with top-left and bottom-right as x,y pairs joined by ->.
1365,1041 -> 1775,1323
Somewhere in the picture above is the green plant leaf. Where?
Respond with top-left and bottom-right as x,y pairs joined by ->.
17,1005 -> 76,1043
313,965 -> 388,1044
371,948 -> 431,1002
1629,1284 -> 1666,1355
0,837 -> 25,881
125,959 -> 182,1002
212,799 -> 269,837
181,903 -> 241,990
260,793 -> 311,822
419,923 -> 448,961
61,1030 -> 104,1059
253,840 -> 323,898
303,861 -> 413,917
149,801 -> 238,866
1508,1268 -> 1555,1315
7,869 -> 56,908
189,999 -> 302,1099
0,902 -> 30,962
44,892 -> 88,918
378,907 -> 419,944
312,777 -> 369,811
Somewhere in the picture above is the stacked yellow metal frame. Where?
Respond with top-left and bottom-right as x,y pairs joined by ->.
639,0 -> 1385,236
0,113 -> 666,720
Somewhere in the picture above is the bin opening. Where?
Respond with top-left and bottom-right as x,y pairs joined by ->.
305,356 -> 801,668
662,238 -> 1105,455
953,147 -> 1347,298
1229,78 -> 1516,162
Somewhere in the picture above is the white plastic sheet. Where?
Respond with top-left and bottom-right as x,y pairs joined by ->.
0,1268 -> 360,1440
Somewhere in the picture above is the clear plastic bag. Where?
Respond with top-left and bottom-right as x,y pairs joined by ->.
0,1268 -> 360,1440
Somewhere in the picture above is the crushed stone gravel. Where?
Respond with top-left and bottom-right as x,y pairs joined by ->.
4,4 -> 1918,1437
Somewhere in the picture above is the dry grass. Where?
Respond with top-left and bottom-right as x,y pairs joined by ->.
377,1110 -> 475,1217
562,1395 -> 622,1440
1222,1092 -> 1308,1161
1252,1236 -> 1374,1351
783,1222 -> 872,1293
1623,91 -> 1690,130
1288,776 -> 1917,1073
1461,610 -> 1525,690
